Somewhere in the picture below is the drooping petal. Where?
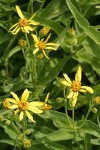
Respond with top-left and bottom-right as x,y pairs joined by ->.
29,21 -> 39,25
81,86 -> 94,94
12,27 -> 20,35
33,48 -> 39,54
46,46 -> 57,51
9,104 -> 18,109
75,66 -> 82,82
63,73 -> 72,85
19,111 -> 24,121
5,98 -> 18,104
16,5 -> 24,19
31,34 -> 39,44
23,26 -> 30,33
67,91 -> 74,98
79,89 -> 87,93
26,26 -> 34,31
72,92 -> 78,107
25,110 -> 35,122
46,43 -> 59,46
10,92 -> 19,102
9,23 -> 19,31
21,89 -> 30,102
42,50 -> 50,59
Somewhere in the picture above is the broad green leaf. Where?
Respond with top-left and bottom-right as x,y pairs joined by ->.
65,0 -> 100,45
80,120 -> 100,138
49,110 -> 72,129
34,16 -> 64,35
6,46 -> 21,60
73,48 -> 100,76
39,0 -> 66,19
0,139 -> 14,146
39,55 -> 72,85
0,123 -> 18,140
47,129 -> 73,141
84,134 -> 91,150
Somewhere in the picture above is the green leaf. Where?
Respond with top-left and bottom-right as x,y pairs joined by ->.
39,0 -> 66,19
6,46 -> 21,60
0,139 -> 14,146
49,110 -> 72,129
80,120 -> 100,138
65,0 -> 100,45
47,129 -> 73,141
39,55 -> 72,86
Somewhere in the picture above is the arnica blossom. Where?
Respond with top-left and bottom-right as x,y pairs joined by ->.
62,66 -> 94,107
18,39 -> 26,47
41,93 -> 52,110
23,139 -> 31,149
39,26 -> 50,37
9,5 -> 39,34
4,89 -> 43,122
31,33 -> 58,59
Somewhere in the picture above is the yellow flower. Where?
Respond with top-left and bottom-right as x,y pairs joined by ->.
31,33 -> 59,59
9,5 -> 39,34
18,39 -> 26,47
62,66 -> 94,107
39,26 -> 50,37
41,93 -> 52,110
23,139 -> 31,149
4,89 -> 43,122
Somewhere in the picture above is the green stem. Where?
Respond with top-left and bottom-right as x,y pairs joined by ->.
63,89 -> 73,128
72,107 -> 75,129
28,0 -> 34,14
76,108 -> 91,129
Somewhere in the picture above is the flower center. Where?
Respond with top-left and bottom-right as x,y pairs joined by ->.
18,102 -> 28,111
18,18 -> 29,27
38,41 -> 46,50
71,81 -> 81,92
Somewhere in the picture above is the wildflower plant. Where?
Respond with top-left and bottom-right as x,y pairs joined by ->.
0,0 -> 100,150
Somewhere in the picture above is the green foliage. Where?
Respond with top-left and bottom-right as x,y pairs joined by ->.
0,0 -> 100,149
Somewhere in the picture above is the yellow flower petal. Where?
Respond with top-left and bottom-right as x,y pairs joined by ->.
21,89 -> 29,102
46,46 -> 57,50
33,48 -> 39,54
67,91 -> 74,98
5,98 -> 18,104
63,73 -> 72,85
9,105 -> 18,109
19,111 -> 24,121
28,106 -> 43,114
11,92 -> 19,102
25,111 -> 35,122
45,93 -> 50,103
75,66 -> 82,82
62,80 -> 71,86
31,34 -> 39,44
42,50 -> 50,59
29,101 -> 43,107
81,86 -> 94,94
16,5 -> 24,19
72,92 -> 78,107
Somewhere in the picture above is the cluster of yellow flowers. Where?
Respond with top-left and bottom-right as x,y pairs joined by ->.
9,5 -> 58,59
6,5 -> 95,121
